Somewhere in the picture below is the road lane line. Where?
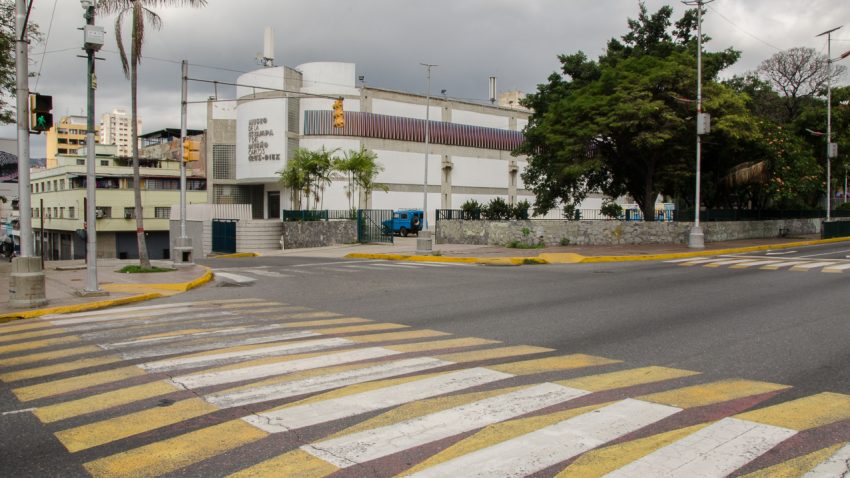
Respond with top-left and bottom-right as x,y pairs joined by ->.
404,398 -> 680,478
140,337 -> 354,373
205,357 -> 452,409
243,367 -> 513,433
170,347 -> 402,389
604,417 -> 796,478
303,383 -> 588,468
55,398 -> 219,452
83,420 -> 268,478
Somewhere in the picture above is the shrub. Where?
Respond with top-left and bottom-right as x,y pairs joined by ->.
600,201 -> 624,219
460,199 -> 482,220
513,199 -> 531,220
486,197 -> 512,220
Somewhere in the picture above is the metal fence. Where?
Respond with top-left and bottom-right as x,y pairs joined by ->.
437,208 -> 850,222
282,210 -> 356,222
673,209 -> 850,222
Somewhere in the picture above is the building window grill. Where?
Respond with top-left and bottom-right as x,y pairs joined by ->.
212,144 -> 236,180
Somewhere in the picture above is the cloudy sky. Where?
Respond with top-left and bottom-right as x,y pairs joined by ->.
5,0 -> 850,157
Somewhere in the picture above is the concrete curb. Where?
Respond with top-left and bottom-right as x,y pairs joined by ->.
208,252 -> 260,259
345,237 -> 850,266
0,267 -> 214,323
0,292 -> 162,323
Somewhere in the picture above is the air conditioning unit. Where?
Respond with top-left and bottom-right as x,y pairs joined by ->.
95,209 -> 105,219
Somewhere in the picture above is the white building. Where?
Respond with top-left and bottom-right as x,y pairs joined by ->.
207,61 -> 559,226
100,109 -> 142,158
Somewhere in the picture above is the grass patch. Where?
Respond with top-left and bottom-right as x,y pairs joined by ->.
506,240 -> 545,249
117,265 -> 175,274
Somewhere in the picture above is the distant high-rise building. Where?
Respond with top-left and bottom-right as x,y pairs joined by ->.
100,109 -> 142,158
45,116 -> 99,168
498,90 -> 528,110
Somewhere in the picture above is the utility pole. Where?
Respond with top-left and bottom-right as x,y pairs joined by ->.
81,0 -> 104,295
173,59 -> 194,265
9,0 -> 47,307
684,0 -> 713,249
817,26 -> 842,221
420,63 -> 436,230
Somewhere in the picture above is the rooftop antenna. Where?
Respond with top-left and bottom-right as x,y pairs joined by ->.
489,76 -> 497,105
257,26 -> 275,67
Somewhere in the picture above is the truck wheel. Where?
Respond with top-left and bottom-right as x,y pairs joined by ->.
400,227 -> 409,237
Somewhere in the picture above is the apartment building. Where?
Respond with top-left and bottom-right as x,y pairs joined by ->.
100,109 -> 142,158
45,116 -> 100,169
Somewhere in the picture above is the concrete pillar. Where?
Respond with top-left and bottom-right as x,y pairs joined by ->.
9,256 -> 47,308
441,156 -> 453,209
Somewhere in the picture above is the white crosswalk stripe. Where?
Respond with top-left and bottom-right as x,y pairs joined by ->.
118,330 -> 319,360
803,443 -> 850,477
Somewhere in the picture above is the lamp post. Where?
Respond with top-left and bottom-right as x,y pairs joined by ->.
420,63 -> 437,230
81,0 -> 104,294
173,59 -> 194,265
9,0 -> 46,307
816,26 -> 844,220
684,0 -> 713,248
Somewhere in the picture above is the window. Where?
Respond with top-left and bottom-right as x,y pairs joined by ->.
59,208 -> 64,219
100,160 -> 109,167
53,207 -> 58,218
154,207 -> 171,219
96,207 -> 111,219
68,207 -> 75,219
77,159 -> 85,165
124,207 -> 136,219
145,178 -> 179,190
60,179 -> 65,190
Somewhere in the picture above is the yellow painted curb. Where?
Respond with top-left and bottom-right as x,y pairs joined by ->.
0,292 -> 162,323
102,267 -> 214,294
345,253 -> 546,266
208,252 -> 259,259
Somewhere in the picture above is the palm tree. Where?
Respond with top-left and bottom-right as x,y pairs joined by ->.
97,0 -> 206,267
349,147 -> 386,208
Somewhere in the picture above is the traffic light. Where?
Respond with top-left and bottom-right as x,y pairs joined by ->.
29,94 -> 53,134
182,139 -> 201,162
332,98 -> 345,128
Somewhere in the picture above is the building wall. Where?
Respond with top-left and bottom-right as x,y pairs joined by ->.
46,116 -> 99,168
100,109 -> 142,158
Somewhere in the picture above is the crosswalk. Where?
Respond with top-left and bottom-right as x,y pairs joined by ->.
0,298 -> 848,477
666,255 -> 850,273
212,261 -> 477,284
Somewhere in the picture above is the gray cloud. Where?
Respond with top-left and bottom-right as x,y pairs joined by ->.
5,0 -> 849,157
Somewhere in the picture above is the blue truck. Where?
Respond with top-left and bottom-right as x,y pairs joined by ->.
382,209 -> 424,237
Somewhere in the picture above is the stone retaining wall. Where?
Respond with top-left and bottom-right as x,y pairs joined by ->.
281,220 -> 357,249
435,218 -> 822,246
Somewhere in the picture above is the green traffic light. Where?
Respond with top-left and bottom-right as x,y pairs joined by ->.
36,115 -> 48,129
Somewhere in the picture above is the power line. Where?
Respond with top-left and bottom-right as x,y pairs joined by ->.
706,3 -> 784,52
33,0 -> 59,91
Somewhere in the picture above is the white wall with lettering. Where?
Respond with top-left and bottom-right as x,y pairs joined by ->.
236,98 -> 288,181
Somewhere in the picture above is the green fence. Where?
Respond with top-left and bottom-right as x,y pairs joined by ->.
822,220 -> 850,239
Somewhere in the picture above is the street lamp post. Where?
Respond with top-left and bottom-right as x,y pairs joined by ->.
173,59 -> 194,265
817,26 -> 843,221
684,0 -> 713,249
420,63 -> 436,230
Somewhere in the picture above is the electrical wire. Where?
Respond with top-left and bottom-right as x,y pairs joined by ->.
706,3 -> 784,52
33,0 -> 59,92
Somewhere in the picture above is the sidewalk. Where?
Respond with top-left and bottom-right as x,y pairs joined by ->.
0,259 -> 211,320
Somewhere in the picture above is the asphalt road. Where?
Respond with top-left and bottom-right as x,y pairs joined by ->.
195,242 -> 850,398
0,242 -> 848,477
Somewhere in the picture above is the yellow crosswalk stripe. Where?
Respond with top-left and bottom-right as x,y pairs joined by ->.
735,392 -> 850,430
229,449 -> 338,478
638,378 -> 790,409
278,311 -> 341,320
0,336 -> 80,355
0,327 -> 68,343
317,323 -> 408,335
488,354 -> 620,375
556,366 -> 699,392
34,381 -> 180,423
556,424 -> 711,477
387,337 -> 499,353
435,345 -> 552,363
348,329 -> 450,343
280,317 -> 371,328
739,443 -> 845,478
0,345 -> 102,367
56,398 -> 219,452
0,321 -> 55,334
217,302 -> 285,309
136,328 -> 214,340
13,366 -> 147,402
83,420 -> 268,478
0,356 -> 123,382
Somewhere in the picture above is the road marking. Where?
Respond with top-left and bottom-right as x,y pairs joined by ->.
760,261 -> 809,270
347,329 -> 450,343
170,347 -> 401,389
637,378 -> 790,409
213,272 -> 256,284
704,259 -> 760,268
140,337 -> 354,373
48,307 -> 200,326
340,264 -> 392,271
315,322 -> 408,335
679,258 -> 732,266
790,261 -> 839,271
405,398 -> 680,478
386,337 -> 499,354
823,263 -> 850,273
228,449 -> 337,478
796,248 -> 850,258
1,355 -> 123,382
803,442 -> 850,477
236,269 -> 290,278
605,417 -> 796,478
665,257 -> 708,263
739,443 -> 845,478
83,420 -> 268,478
487,354 -> 620,375
13,366 -> 147,402
118,331 -> 319,360
34,381 -> 180,423
0,336 -> 80,355
435,345 -> 552,363
243,367 -> 513,433
55,397 -> 219,452
0,345 -> 102,367
729,260 -> 786,269
206,357 -> 452,409
279,317 -> 371,329
557,366 -> 699,392
303,383 -> 588,468
766,250 -> 798,255
368,263 -> 421,269
1,407 -> 37,416
736,392 -> 850,430
0,327 -> 69,344
398,262 -> 451,267
102,325 -> 287,349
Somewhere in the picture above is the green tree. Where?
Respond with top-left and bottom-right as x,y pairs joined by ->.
349,147 -> 387,208
97,0 -> 206,267
0,0 -> 41,124
279,149 -> 309,210
517,3 -> 743,221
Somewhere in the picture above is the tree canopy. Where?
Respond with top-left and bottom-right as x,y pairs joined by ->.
0,0 -> 41,125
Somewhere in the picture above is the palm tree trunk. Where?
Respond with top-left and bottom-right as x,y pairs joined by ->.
131,49 -> 150,267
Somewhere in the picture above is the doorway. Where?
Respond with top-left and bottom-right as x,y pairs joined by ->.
267,191 -> 281,220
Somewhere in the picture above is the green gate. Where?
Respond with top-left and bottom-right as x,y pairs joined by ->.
357,209 -> 393,244
212,219 -> 237,253
822,220 -> 850,239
